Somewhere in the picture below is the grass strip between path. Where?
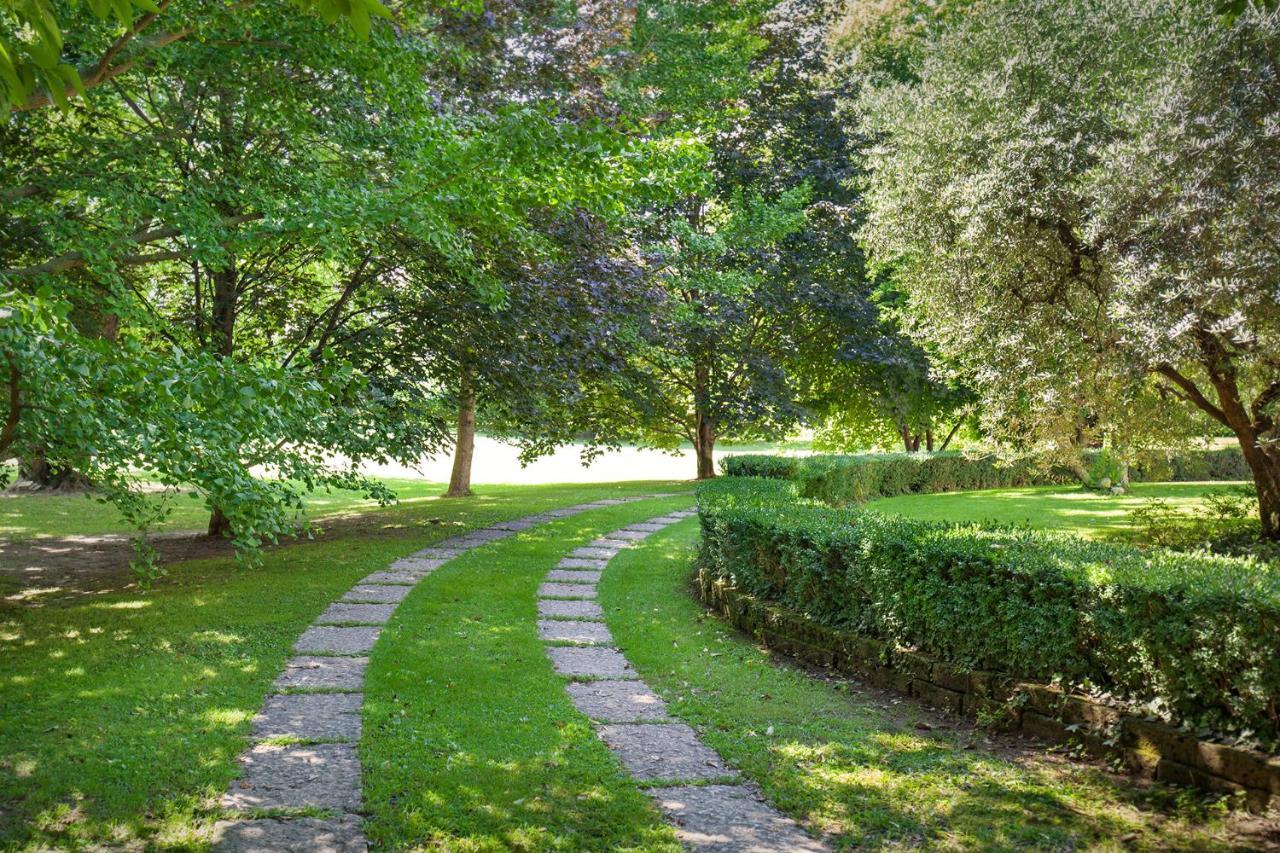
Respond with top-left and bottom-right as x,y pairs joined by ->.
0,481 -> 686,850
361,495 -> 694,852
600,520 -> 1258,851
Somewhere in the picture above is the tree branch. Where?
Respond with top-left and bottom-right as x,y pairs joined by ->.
1156,362 -> 1230,427
0,213 -> 263,278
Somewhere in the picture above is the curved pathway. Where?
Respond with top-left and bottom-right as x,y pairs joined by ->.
211,496 -> 666,852
539,511 -> 829,852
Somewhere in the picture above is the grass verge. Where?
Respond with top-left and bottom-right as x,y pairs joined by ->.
360,495 -> 694,852
0,481 -> 686,850
600,520 -> 1265,850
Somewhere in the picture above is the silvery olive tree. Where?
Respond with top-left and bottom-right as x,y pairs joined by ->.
857,0 -> 1280,537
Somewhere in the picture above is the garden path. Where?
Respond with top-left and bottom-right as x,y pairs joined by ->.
210,496 -> 663,852
539,511 -> 830,852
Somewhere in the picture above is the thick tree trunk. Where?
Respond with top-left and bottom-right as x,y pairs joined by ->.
208,506 -> 232,538
446,371 -> 476,498
1240,441 -> 1280,541
14,454 -> 91,491
926,430 -> 935,452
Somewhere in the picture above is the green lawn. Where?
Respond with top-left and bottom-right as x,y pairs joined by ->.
0,477 -> 457,540
864,481 -> 1249,541
361,495 -> 693,851
600,521 -> 1256,850
0,482 -> 688,850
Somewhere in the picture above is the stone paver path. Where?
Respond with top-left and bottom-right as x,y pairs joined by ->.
212,495 -> 665,853
539,509 -> 829,852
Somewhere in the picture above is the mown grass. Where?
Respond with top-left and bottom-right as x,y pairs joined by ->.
600,520 -> 1258,850
0,476 -> 460,540
865,481 -> 1248,541
0,481 -> 686,850
361,494 -> 694,852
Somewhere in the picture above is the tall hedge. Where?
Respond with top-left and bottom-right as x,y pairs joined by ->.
721,448 -> 1251,506
697,477 -> 1280,747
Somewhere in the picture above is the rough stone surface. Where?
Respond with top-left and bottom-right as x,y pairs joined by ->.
457,528 -> 512,543
538,599 -> 604,620
391,557 -> 446,572
648,785 -> 828,852
559,557 -> 609,570
668,509 -> 697,518
538,582 -> 597,599
341,584 -> 413,604
567,680 -> 669,722
591,538 -> 632,549
546,569 -> 602,583
569,546 -> 620,559
295,625 -> 380,655
253,692 -> 363,740
223,743 -> 361,811
627,522 -> 670,533
315,603 -> 397,625
598,723 -> 732,781
413,547 -> 466,559
274,656 -> 367,691
358,570 -> 419,585
211,817 -> 367,853
545,508 -> 580,517
547,646 -> 636,678
538,620 -> 613,645
609,529 -> 653,540
649,516 -> 689,525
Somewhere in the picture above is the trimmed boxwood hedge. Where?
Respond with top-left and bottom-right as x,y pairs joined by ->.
721,448 -> 1251,506
697,476 -> 1280,747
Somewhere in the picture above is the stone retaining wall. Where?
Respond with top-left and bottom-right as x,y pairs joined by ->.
697,571 -> 1280,813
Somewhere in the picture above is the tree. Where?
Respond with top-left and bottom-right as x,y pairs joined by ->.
857,0 -> 1280,537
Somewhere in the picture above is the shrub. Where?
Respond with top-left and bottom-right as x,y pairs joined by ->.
721,448 -> 1251,506
697,476 -> 1280,748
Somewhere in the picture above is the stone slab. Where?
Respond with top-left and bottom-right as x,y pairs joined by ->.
546,569 -> 602,583
538,599 -> 604,620
413,547 -> 466,559
585,498 -> 630,506
212,817 -> 366,853
295,626 -> 380,655
647,784 -> 828,852
223,742 -> 361,811
567,679 -> 669,722
569,546 -> 620,560
608,529 -> 652,541
547,646 -> 636,678
668,509 -> 697,518
591,538 -> 633,549
341,585 -> 412,604
544,508 -> 581,517
491,517 -> 539,531
627,522 -> 671,533
559,557 -> 608,570
391,557 -> 446,572
316,603 -> 397,625
538,582 -> 597,599
253,692 -> 363,740
599,723 -> 731,781
274,656 -> 368,691
538,620 -> 613,645
359,571 -> 419,585
649,516 -> 689,525
457,528 -> 512,543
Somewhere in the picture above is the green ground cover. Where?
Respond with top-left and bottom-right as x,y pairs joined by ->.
865,481 -> 1248,541
600,521 -> 1257,850
0,476 -> 455,540
0,482 -> 686,850
360,494 -> 693,851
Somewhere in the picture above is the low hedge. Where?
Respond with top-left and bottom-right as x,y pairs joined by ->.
722,448 -> 1251,506
696,476 -> 1280,747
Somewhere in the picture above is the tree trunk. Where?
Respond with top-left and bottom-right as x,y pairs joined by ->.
11,453 -> 91,491
1240,440 -> 1280,541
926,430 -> 935,452
446,371 -> 476,498
693,362 -> 717,479
208,506 -> 232,538
694,414 -> 716,480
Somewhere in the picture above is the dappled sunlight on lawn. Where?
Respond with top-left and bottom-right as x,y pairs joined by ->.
866,482 -> 1249,540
